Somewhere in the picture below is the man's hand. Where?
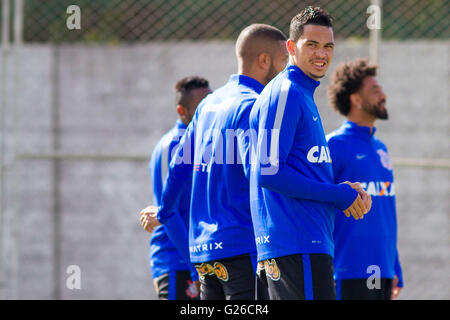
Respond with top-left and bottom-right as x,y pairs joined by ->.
391,275 -> 402,299
139,205 -> 161,233
343,194 -> 366,220
342,181 -> 372,220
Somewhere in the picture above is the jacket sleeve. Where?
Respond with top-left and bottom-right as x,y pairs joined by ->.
162,215 -> 198,281
394,250 -> 404,287
326,136 -> 344,184
157,118 -> 196,223
150,132 -> 197,277
255,80 -> 357,211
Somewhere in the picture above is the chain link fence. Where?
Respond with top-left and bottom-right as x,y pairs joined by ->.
0,0 -> 449,300
13,0 -> 449,42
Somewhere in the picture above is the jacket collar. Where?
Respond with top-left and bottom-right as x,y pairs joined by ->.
175,119 -> 187,129
286,64 -> 320,92
341,120 -> 376,139
229,74 -> 264,94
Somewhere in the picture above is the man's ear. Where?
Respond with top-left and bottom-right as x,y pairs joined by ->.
176,105 -> 186,116
349,92 -> 362,109
286,39 -> 296,56
257,52 -> 271,71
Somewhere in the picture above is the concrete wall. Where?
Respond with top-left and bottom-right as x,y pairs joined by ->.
1,40 -> 448,299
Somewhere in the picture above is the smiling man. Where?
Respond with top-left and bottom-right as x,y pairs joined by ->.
248,7 -> 372,300
326,58 -> 403,300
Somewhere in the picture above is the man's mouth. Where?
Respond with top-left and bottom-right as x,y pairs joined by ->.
378,99 -> 386,108
311,60 -> 327,70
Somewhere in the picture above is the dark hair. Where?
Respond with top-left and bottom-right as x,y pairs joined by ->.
236,23 -> 287,60
175,76 -> 210,108
289,6 -> 333,42
327,58 -> 378,116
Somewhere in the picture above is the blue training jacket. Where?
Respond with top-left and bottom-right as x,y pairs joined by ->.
149,120 -> 197,280
327,120 -> 404,287
157,75 -> 263,264
249,64 -> 359,261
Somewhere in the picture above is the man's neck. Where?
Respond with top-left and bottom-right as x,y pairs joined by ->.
347,114 -> 376,134
238,61 -> 268,86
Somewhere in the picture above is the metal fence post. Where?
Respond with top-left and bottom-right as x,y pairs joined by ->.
9,0 -> 24,300
0,0 -> 11,301
51,44 -> 62,300
369,0 -> 382,64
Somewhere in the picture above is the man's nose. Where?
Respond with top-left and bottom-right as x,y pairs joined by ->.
314,48 -> 327,59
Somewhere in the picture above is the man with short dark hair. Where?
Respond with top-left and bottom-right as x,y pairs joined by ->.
249,7 -> 372,300
174,77 -> 211,125
141,24 -> 288,300
326,58 -> 403,300
143,76 -> 211,300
